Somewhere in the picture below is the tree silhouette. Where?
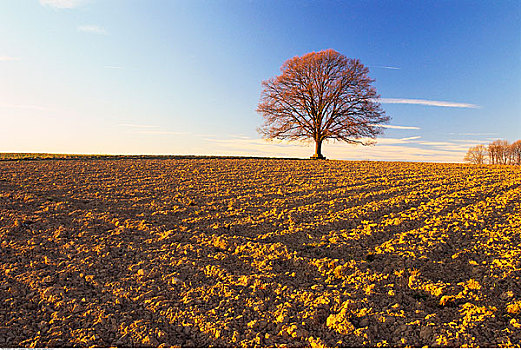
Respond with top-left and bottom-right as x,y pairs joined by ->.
488,140 -> 510,165
464,144 -> 487,164
257,49 -> 389,159
465,139 -> 521,165
510,140 -> 521,165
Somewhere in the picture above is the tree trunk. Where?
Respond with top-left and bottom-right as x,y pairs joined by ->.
311,139 -> 325,159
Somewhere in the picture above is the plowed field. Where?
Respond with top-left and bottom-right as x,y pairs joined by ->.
1,159 -> 520,347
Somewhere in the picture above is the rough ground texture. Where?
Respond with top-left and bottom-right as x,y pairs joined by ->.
0,159 -> 520,347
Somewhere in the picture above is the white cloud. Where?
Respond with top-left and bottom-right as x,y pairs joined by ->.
369,65 -> 400,70
118,124 -> 187,135
400,136 -> 422,141
131,130 -> 188,135
380,98 -> 480,109
78,25 -> 107,35
360,136 -> 421,145
199,136 -> 466,163
370,124 -> 420,130
39,0 -> 84,8
418,141 -> 454,146
104,65 -> 123,69
449,139 -> 492,144
119,123 -> 158,128
450,132 -> 497,136
0,103 -> 52,111
0,56 -> 20,61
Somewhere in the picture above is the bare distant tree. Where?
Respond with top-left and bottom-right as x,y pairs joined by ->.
257,49 -> 390,159
510,140 -> 521,165
464,144 -> 487,164
488,140 -> 510,165
488,141 -> 498,165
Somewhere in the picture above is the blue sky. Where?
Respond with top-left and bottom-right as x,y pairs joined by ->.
1,0 -> 520,162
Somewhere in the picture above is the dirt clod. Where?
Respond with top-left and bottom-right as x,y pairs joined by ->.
0,159 -> 520,347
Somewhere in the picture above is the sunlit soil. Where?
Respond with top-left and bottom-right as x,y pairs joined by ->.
1,159 -> 520,347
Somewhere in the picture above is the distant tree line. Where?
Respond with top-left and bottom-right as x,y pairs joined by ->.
464,139 -> 521,165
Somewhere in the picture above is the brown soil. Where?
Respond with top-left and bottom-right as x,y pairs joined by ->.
0,159 -> 520,347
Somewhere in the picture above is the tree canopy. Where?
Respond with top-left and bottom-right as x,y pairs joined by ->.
257,49 -> 389,159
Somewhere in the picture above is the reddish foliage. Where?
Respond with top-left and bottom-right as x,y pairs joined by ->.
257,49 -> 390,158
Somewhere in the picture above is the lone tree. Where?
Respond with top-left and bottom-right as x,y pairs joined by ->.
464,144 -> 487,164
257,49 -> 389,159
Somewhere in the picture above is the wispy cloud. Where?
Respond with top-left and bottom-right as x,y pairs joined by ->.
400,136 -> 422,141
118,123 -> 187,135
380,98 -> 480,109
199,136 -> 466,163
104,65 -> 123,69
449,132 -> 498,136
360,136 -> 422,145
418,141 -> 454,146
369,65 -> 400,70
131,130 -> 188,135
39,0 -> 84,8
119,123 -> 158,128
0,103 -> 52,111
227,134 -> 252,139
78,25 -> 107,35
450,139 -> 492,144
370,124 -> 420,130
191,133 -> 484,163
0,56 -> 20,62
